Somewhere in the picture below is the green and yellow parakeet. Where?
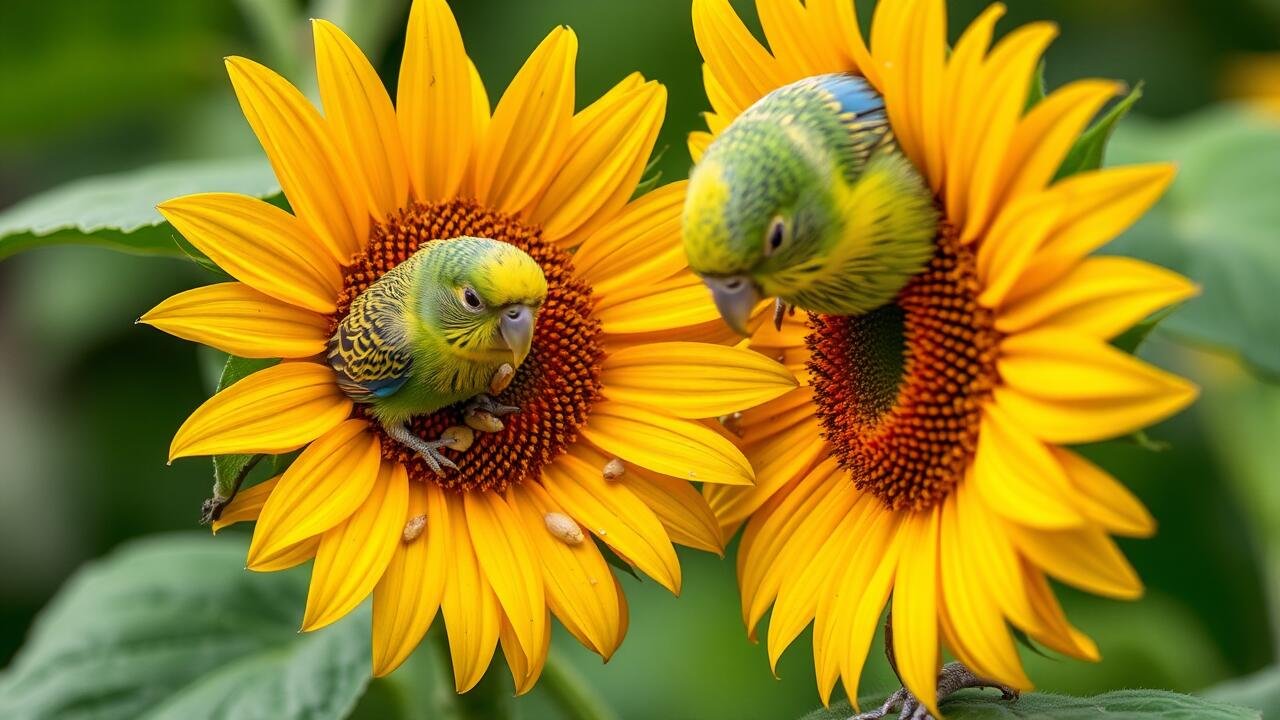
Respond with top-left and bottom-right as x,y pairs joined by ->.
683,73 -> 940,334
327,236 -> 547,473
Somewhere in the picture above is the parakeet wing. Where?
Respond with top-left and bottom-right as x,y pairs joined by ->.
326,266 -> 416,403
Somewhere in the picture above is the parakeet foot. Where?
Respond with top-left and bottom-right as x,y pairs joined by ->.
465,393 -> 519,417
848,663 -> 1018,720
772,298 -> 795,331
383,422 -> 458,476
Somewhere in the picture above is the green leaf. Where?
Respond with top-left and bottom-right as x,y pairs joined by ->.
1204,666 -> 1280,719
1106,106 -> 1280,379
632,145 -> 669,200
1056,83 -> 1143,179
204,356 -> 278,523
0,534 -> 371,720
1024,60 -> 1047,111
801,689 -> 1260,719
0,157 -> 279,261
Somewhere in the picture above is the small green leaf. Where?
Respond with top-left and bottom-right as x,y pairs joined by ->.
1056,83 -> 1143,179
0,158 -> 279,261
1205,666 -> 1280,720
632,145 -> 669,200
802,689 -> 1260,719
0,535 -> 371,720
204,356 -> 278,523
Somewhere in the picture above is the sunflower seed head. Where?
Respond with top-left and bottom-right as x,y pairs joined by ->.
544,512 -> 584,545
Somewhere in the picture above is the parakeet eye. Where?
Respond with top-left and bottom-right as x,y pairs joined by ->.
764,216 -> 788,257
462,287 -> 484,311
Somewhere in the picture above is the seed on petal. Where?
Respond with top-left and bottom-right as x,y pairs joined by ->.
544,512 -> 584,545
465,409 -> 504,433
440,425 -> 475,452
602,457 -> 625,481
719,411 -> 745,437
490,363 -> 515,394
402,514 -> 427,543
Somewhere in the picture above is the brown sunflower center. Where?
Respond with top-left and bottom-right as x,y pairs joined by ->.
806,226 -> 1000,511
332,199 -> 604,493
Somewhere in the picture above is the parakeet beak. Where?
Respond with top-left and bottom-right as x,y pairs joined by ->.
499,304 -> 536,368
703,275 -> 761,336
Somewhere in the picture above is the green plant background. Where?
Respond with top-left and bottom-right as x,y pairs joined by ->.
0,1 -> 1278,719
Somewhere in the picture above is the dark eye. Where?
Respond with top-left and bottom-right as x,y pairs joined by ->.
764,217 -> 787,257
463,287 -> 483,310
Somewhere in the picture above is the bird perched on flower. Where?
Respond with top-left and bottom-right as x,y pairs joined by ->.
683,73 -> 939,335
327,236 -> 547,474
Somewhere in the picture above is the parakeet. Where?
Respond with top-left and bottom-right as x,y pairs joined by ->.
683,73 -> 941,334
326,236 -> 547,473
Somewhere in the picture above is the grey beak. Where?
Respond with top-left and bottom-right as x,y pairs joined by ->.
703,275 -> 761,336
499,305 -> 535,367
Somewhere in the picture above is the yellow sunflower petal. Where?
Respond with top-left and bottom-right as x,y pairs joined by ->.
314,19 -> 408,220
765,491 -> 870,672
891,507 -> 942,719
1018,561 -> 1101,661
600,342 -> 797,419
692,0 -> 785,120
157,193 -> 341,313
1054,448 -> 1156,538
998,80 -> 1121,204
529,78 -> 666,243
211,475 -> 280,534
499,609 -> 551,696
624,465 -> 725,555
464,490 -> 547,663
303,460 -> 408,632
440,491 -> 501,693
814,504 -> 901,708
995,330 -> 1198,443
472,26 -> 577,213
705,415 -> 826,529
808,0 -> 876,86
976,191 -> 1067,309
543,451 -> 681,594
953,479 -> 1041,634
873,0 -> 946,187
741,460 -> 853,636
141,282 -> 330,359
225,56 -> 366,262
247,420 -> 380,566
1006,521 -> 1143,600
169,362 -> 352,461
997,256 -> 1198,339
1008,164 -> 1177,302
373,481 -> 449,676
972,403 -> 1085,529
572,181 -> 688,292
581,400 -> 754,486
960,22 -> 1059,243
249,536 -> 320,572
689,130 -> 713,163
942,3 -> 1006,215
397,0 -> 473,202
595,275 -> 723,335
938,493 -> 1032,690
512,483 -> 622,659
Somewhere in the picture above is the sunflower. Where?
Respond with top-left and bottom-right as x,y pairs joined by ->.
140,0 -> 798,693
689,0 -> 1199,714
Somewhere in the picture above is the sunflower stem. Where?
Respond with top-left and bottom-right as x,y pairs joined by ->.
541,648 -> 619,720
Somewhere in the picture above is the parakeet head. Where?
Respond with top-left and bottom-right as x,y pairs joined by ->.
683,74 -> 940,335
683,119 -> 841,334
426,237 -> 548,368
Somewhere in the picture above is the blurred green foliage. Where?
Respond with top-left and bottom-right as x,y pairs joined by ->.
1,1 -> 1278,719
